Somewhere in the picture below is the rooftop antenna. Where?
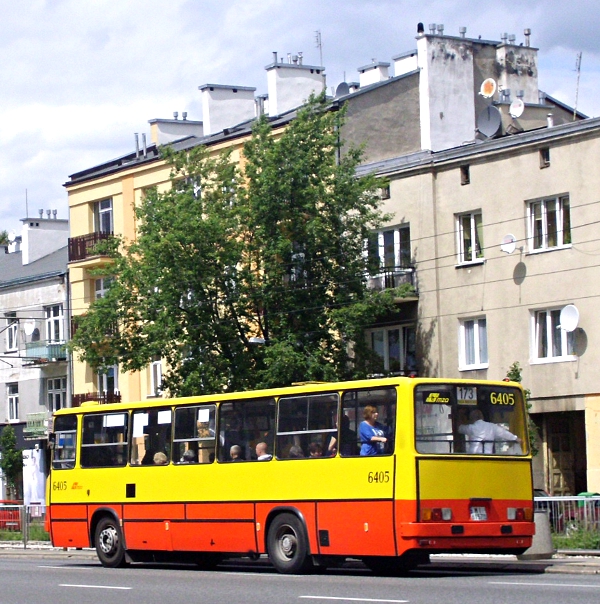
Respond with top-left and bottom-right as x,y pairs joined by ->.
574,51 -> 582,121
315,29 -> 325,91
25,188 -> 28,218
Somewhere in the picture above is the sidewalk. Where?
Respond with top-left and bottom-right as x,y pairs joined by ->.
1,542 -> 599,574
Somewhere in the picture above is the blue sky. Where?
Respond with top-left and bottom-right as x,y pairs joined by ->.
0,0 -> 597,233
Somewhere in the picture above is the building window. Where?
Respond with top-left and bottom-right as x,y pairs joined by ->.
365,325 -> 417,375
150,357 -> 163,396
460,165 -> 470,185
539,147 -> 550,168
367,225 -> 411,277
98,364 -> 119,395
380,185 -> 391,199
94,198 -> 113,234
457,211 -> 484,263
95,277 -> 114,299
7,383 -> 18,421
459,318 -> 488,370
532,308 -> 575,362
47,377 -> 67,412
5,313 -> 18,352
527,195 -> 571,251
45,305 -> 64,343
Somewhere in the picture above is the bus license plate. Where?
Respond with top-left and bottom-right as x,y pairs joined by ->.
470,506 -> 487,521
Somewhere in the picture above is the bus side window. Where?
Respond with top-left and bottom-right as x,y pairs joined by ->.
275,393 -> 338,460
130,408 -> 173,465
52,415 -> 78,470
218,398 -> 275,462
341,388 -> 397,456
173,405 -> 216,464
80,412 -> 129,468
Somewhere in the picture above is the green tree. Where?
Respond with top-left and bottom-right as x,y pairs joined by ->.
0,426 -> 23,499
71,94 -> 411,395
506,361 -> 539,456
0,231 -> 9,246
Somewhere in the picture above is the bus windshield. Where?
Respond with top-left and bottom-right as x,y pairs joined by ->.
414,383 -> 528,455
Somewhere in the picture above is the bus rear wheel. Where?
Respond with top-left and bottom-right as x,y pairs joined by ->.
267,513 -> 312,574
95,516 -> 127,568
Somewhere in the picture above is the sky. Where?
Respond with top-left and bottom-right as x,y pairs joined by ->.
1,0 -> 598,234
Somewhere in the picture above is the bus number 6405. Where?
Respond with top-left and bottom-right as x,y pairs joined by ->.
368,471 -> 390,484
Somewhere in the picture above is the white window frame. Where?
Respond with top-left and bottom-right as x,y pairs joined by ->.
94,198 -> 113,234
456,211 -> 484,264
527,195 -> 571,252
47,377 -> 67,412
45,305 -> 64,343
7,383 -> 18,422
5,313 -> 18,353
531,308 -> 576,364
458,317 -> 489,370
95,277 -> 114,299
365,324 -> 417,375
150,358 -> 163,397
367,225 -> 411,271
98,364 -> 119,394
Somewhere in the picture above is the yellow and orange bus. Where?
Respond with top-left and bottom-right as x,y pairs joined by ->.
47,377 -> 534,574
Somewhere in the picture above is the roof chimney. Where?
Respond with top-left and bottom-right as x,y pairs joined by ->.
199,84 -> 257,135
459,26 -> 467,38
417,22 -> 425,36
524,28 -> 531,47
357,61 -> 390,87
429,23 -> 436,34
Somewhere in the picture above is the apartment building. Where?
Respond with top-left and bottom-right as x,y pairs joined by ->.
65,23 -> 591,493
0,214 -> 69,497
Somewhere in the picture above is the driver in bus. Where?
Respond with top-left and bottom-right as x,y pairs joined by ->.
458,409 -> 522,454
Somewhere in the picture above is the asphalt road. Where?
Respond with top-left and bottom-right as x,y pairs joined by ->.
1,556 -> 600,604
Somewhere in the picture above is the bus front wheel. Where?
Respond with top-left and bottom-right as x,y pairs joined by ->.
95,516 -> 127,568
267,513 -> 312,574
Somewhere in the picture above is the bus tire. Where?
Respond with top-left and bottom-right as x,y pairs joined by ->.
267,513 -> 312,574
95,516 -> 127,568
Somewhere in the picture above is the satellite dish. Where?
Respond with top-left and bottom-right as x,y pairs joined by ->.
500,234 -> 517,254
559,305 -> 579,332
479,78 -> 497,98
477,105 -> 502,138
509,98 -> 525,118
23,322 -> 36,336
7,231 -> 16,242
335,82 -> 350,97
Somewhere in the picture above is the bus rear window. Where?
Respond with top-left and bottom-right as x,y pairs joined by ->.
414,384 -> 527,455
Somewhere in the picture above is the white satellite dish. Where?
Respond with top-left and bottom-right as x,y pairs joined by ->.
500,234 -> 517,254
7,231 -> 16,242
559,304 -> 579,332
509,98 -> 525,118
477,105 -> 502,138
479,78 -> 497,98
23,322 -> 36,336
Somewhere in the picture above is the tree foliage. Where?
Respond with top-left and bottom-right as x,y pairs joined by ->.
506,361 -> 539,456
71,94 -> 411,395
0,425 -> 23,498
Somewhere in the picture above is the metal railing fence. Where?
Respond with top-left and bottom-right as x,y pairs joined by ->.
535,495 -> 600,535
0,505 -> 47,547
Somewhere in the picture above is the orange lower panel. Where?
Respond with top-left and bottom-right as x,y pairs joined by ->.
401,535 -> 532,551
124,520 -> 173,550
123,503 -> 185,520
317,500 -> 395,556
186,502 -> 254,521
51,521 -> 90,548
170,521 -> 257,552
49,504 -> 88,520
399,521 -> 535,538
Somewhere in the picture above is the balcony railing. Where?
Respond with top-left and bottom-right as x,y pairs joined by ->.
367,266 -> 416,292
68,232 -> 114,262
72,391 -> 122,407
24,341 -> 67,362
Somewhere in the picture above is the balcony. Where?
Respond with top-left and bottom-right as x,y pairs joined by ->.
367,266 -> 416,292
68,232 -> 114,262
72,392 -> 122,407
24,341 -> 67,363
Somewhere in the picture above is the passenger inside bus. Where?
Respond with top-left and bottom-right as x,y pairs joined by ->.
309,442 -> 323,457
230,445 -> 243,461
153,452 -> 168,465
359,405 -> 389,455
458,409 -> 522,454
256,442 -> 272,461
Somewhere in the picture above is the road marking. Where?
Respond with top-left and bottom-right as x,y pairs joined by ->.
489,581 -> 597,588
60,584 -> 132,590
300,597 -> 408,603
